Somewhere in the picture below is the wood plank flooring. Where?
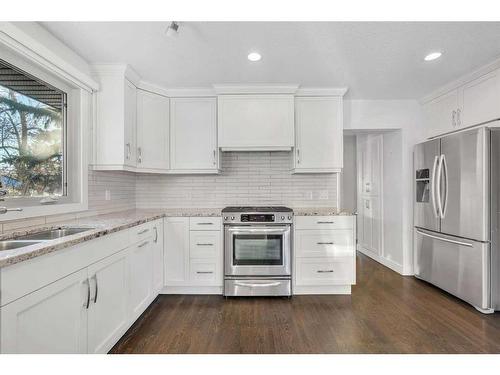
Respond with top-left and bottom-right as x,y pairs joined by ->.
110,253 -> 500,353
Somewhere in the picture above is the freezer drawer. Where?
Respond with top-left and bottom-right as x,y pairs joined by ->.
414,228 -> 490,309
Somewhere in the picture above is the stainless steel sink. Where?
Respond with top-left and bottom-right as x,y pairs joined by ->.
17,227 -> 93,241
0,240 -> 43,251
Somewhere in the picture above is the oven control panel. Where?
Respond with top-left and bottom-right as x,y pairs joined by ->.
223,212 -> 293,224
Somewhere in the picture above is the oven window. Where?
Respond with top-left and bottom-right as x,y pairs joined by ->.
233,234 -> 283,266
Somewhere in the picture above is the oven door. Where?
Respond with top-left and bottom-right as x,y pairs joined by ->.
225,225 -> 291,277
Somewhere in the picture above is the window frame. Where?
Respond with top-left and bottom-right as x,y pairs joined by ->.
0,41 -> 89,220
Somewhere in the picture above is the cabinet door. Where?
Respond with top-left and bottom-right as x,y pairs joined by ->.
164,217 -> 190,286
152,221 -> 164,293
357,135 -> 382,196
129,238 -> 154,321
137,90 -> 170,171
0,269 -> 88,354
423,89 -> 459,138
87,249 -> 129,354
294,97 -> 343,172
460,69 -> 500,127
170,97 -> 218,171
124,79 -> 137,168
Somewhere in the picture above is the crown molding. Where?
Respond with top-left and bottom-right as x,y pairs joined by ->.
90,63 -> 141,87
213,84 -> 299,95
295,87 -> 348,97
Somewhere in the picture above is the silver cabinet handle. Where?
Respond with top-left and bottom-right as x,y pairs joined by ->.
317,270 -> 334,273
153,226 -> 158,243
126,143 -> 131,160
452,110 -> 457,127
92,274 -> 98,304
317,221 -> 335,224
196,243 -> 214,246
138,228 -> 149,235
196,271 -> 214,274
197,222 -> 213,225
457,108 -> 461,126
137,146 -> 142,164
213,150 -> 216,166
138,240 -> 149,248
84,278 -> 90,309
317,242 -> 334,245
416,229 -> 473,247
297,148 -> 300,164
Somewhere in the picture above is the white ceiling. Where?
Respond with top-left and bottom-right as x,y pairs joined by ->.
41,22 -> 500,99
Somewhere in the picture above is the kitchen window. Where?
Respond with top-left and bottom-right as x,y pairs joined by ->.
0,59 -> 67,199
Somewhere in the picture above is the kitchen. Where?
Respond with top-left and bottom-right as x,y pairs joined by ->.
1,4 -> 500,369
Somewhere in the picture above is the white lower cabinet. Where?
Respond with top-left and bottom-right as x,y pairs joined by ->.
0,218 -> 164,354
87,249 -> 129,354
0,269 -> 88,354
293,215 -> 356,295
164,217 -> 223,292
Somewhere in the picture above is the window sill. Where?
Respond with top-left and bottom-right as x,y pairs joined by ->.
0,201 -> 88,222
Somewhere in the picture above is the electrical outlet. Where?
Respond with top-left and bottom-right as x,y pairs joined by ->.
105,190 -> 111,201
306,191 -> 313,200
319,190 -> 329,200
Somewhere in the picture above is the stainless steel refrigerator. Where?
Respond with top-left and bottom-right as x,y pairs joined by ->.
414,125 -> 500,313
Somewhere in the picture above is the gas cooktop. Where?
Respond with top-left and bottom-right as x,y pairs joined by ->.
222,206 -> 293,213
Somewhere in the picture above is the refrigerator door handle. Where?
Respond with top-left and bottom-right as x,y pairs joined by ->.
441,154 -> 449,218
430,155 -> 439,218
436,154 -> 444,219
416,229 -> 473,247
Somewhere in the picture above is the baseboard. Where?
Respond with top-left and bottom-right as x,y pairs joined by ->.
357,245 -> 404,275
293,285 -> 351,295
161,286 -> 223,295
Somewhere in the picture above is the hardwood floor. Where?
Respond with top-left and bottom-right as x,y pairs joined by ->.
111,253 -> 500,354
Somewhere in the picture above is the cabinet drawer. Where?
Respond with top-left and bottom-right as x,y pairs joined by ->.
189,259 -> 221,286
294,216 -> 353,230
295,230 -> 354,258
189,231 -> 221,258
130,222 -> 153,243
189,217 -> 221,231
295,257 -> 355,286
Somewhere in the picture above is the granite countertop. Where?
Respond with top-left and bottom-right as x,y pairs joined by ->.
0,208 -> 222,269
292,208 -> 356,216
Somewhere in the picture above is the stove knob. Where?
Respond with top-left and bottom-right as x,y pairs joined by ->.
287,215 -> 292,220
281,216 -> 285,220
231,216 -> 235,220
224,216 -> 228,220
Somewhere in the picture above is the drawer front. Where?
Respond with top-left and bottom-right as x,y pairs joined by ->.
189,217 -> 221,231
294,215 -> 354,230
189,231 -> 221,258
295,230 -> 354,258
189,259 -> 221,286
131,221 -> 154,243
295,257 -> 355,286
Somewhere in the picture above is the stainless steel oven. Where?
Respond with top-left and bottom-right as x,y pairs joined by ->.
222,207 -> 293,297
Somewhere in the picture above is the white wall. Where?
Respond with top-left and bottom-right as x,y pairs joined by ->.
344,100 -> 425,275
341,135 -> 357,212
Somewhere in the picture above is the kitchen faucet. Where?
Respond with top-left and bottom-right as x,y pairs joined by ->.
0,179 -> 23,214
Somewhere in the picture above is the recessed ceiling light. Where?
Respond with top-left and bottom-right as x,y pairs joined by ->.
424,52 -> 442,61
165,21 -> 180,38
247,52 -> 262,62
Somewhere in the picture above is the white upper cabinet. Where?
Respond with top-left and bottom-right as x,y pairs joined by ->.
423,66 -> 500,138
136,90 -> 170,172
294,97 -> 343,173
92,65 -> 140,171
217,95 -> 295,151
170,97 -> 219,173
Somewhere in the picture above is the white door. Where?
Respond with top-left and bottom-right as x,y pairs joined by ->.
170,97 -> 218,171
87,249 -> 129,354
423,89 -> 459,137
164,217 -> 190,286
460,69 -> 500,127
152,221 -> 165,293
124,79 -> 137,168
137,90 -> 170,171
129,238 -> 154,321
294,97 -> 343,171
0,269 -> 88,354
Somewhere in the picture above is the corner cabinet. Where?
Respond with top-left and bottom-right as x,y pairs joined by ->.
293,96 -> 344,173
170,97 -> 219,173
423,67 -> 500,138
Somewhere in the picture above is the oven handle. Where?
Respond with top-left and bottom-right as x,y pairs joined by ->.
234,281 -> 283,288
226,226 -> 290,235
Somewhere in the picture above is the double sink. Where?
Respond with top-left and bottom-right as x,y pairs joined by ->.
0,227 -> 94,251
